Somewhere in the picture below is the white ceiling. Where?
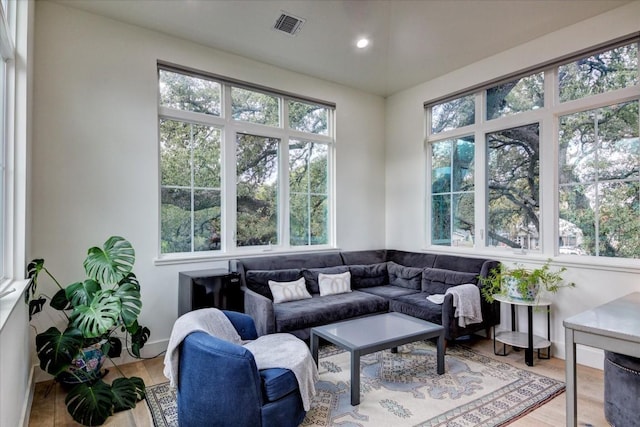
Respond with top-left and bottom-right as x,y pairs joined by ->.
53,0 -> 632,97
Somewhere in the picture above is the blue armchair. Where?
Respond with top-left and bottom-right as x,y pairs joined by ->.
177,310 -> 307,427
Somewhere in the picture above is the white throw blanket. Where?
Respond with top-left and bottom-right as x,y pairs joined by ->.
244,334 -> 319,411
163,308 -> 243,388
163,308 -> 318,410
445,284 -> 483,327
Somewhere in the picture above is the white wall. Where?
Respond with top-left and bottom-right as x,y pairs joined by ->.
30,1 -> 386,366
385,2 -> 640,369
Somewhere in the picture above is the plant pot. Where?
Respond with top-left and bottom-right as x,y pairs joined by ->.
57,341 -> 106,385
504,277 -> 539,301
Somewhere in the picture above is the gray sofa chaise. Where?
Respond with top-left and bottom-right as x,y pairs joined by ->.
231,250 -> 500,343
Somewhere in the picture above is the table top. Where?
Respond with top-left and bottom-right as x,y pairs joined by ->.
563,292 -> 640,343
493,294 -> 552,307
311,312 -> 443,350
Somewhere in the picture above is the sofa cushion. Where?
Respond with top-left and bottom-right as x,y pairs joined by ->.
268,278 -> 312,303
273,291 -> 388,333
259,368 -> 299,403
246,269 -> 302,299
357,285 -> 420,299
389,292 -> 444,325
387,262 -> 423,290
318,272 -> 351,296
421,268 -> 479,294
302,266 -> 350,294
349,263 -> 389,289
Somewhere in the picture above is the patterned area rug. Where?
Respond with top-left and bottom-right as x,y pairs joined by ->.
146,341 -> 564,427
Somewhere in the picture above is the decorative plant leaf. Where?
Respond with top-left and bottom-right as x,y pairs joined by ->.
119,272 -> 140,292
113,282 -> 141,327
70,290 -> 120,338
83,236 -> 135,286
51,288 -> 72,311
28,297 -> 47,320
66,280 -> 101,308
65,380 -> 113,426
129,376 -> 146,401
110,377 -> 140,412
35,327 -> 83,377
25,258 -> 45,302
104,336 -> 122,358
130,325 -> 150,358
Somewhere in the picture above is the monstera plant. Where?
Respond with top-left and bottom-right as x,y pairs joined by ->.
26,236 -> 150,426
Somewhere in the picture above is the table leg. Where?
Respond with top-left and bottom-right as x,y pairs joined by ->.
436,333 -> 445,374
351,350 -> 360,405
310,332 -> 319,365
565,327 -> 577,427
525,306 -> 534,366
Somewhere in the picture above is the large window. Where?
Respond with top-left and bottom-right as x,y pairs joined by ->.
426,37 -> 639,260
158,66 -> 335,256
0,0 -> 15,282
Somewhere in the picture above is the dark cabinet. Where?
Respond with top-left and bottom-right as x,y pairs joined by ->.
178,268 -> 243,316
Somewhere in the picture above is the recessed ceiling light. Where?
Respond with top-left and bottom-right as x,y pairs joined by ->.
356,38 -> 369,49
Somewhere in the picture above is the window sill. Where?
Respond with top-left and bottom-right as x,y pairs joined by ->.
153,246 -> 341,266
422,245 -> 640,274
0,278 -> 30,332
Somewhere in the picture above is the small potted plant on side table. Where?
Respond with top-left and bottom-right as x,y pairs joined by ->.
480,258 -> 576,304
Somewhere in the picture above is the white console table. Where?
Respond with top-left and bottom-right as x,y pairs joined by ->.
564,292 -> 640,427
493,294 -> 551,366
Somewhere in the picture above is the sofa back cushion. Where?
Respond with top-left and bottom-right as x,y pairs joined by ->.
236,252 -> 343,271
339,250 -> 387,266
386,250 -> 437,268
302,266 -> 350,294
245,269 -> 302,300
349,263 -> 389,289
432,254 -> 488,274
387,261 -> 423,290
421,267 -> 479,294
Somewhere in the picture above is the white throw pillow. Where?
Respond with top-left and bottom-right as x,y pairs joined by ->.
318,271 -> 352,296
268,277 -> 312,303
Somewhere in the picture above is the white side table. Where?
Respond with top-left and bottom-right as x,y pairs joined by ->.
492,294 -> 551,366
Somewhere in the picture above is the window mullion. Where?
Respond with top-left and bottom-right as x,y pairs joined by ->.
223,85 -> 236,252
189,124 -> 195,253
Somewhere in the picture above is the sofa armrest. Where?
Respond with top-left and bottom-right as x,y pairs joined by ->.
441,293 -> 457,341
243,287 -> 275,336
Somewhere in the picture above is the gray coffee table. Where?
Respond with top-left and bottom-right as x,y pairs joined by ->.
310,312 -> 445,405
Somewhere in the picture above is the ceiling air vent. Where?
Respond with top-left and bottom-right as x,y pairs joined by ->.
273,12 -> 305,36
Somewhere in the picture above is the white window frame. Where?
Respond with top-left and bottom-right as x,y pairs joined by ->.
425,37 -> 640,269
157,65 -> 336,262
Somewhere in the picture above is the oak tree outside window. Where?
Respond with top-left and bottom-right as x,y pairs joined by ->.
158,66 -> 335,256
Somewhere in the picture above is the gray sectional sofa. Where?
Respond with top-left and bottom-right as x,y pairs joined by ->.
231,249 -> 500,343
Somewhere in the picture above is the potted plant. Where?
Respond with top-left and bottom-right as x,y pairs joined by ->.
480,259 -> 575,304
26,236 -> 151,426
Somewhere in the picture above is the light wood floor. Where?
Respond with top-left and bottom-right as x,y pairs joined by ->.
28,337 -> 607,426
